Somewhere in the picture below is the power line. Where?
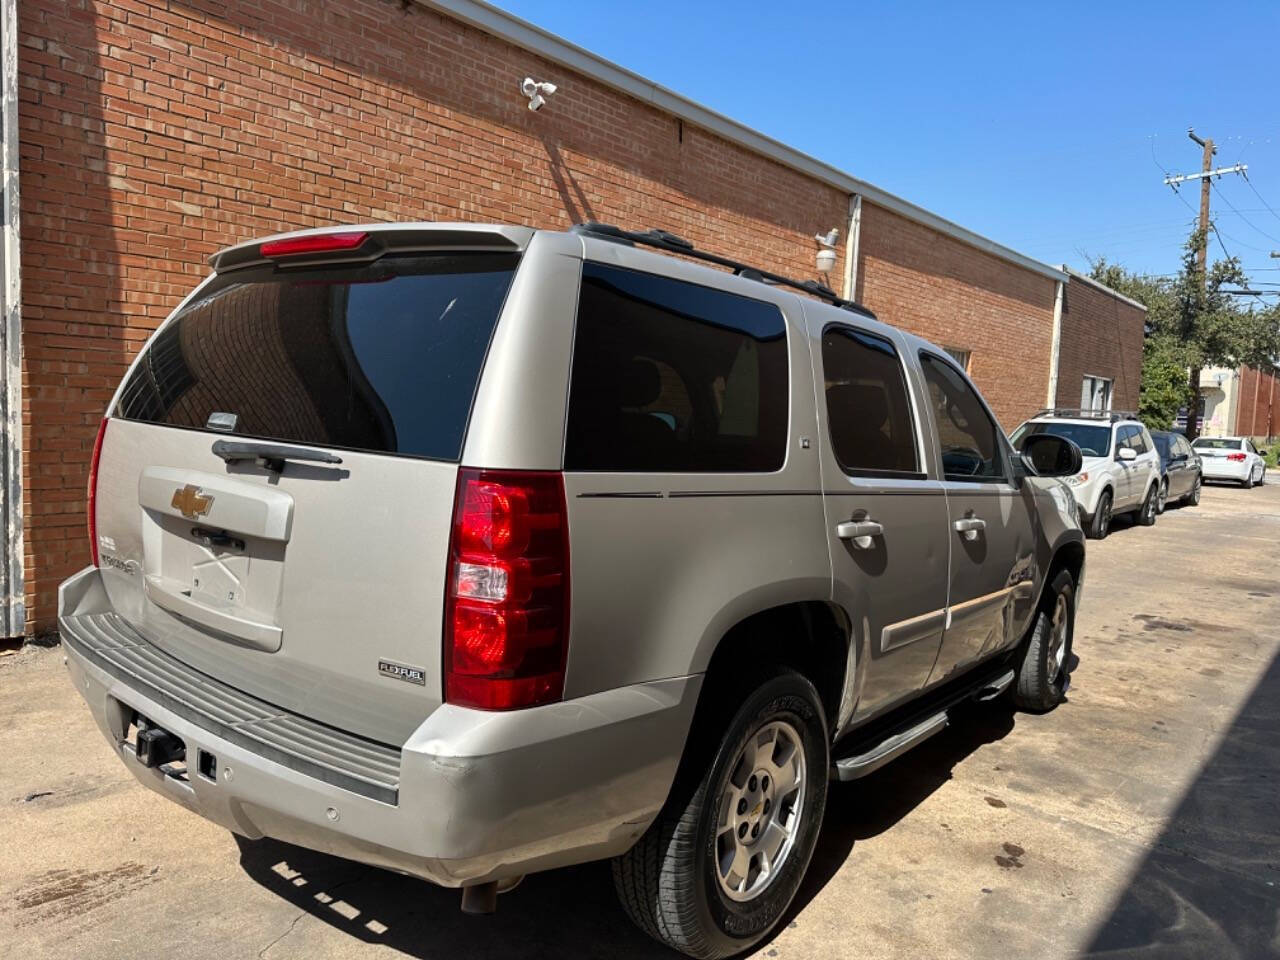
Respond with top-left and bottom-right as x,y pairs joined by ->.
1210,178 -> 1280,246
1240,172 -> 1280,227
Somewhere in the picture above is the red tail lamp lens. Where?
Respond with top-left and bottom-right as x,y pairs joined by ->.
87,418 -> 109,566
259,231 -> 368,258
445,469 -> 569,711
1226,452 -> 1247,462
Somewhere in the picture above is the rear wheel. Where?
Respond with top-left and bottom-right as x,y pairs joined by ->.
1088,490 -> 1112,540
1243,470 -> 1254,490
1155,478 -> 1169,514
1137,483 -> 1157,526
1012,569 -> 1074,712
613,669 -> 829,959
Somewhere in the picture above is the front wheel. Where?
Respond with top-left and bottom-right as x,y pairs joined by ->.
1088,490 -> 1112,540
1137,483 -> 1157,526
613,669 -> 829,959
1155,478 -> 1169,514
1012,569 -> 1075,712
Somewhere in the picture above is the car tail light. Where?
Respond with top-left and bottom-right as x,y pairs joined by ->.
445,469 -> 569,710
87,418 -> 109,566
1226,452 -> 1247,462
259,231 -> 368,258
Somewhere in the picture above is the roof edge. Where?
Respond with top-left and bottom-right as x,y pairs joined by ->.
418,0 -> 1068,284
1061,266 -> 1149,312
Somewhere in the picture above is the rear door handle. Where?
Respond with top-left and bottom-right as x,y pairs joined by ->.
953,517 -> 986,541
836,520 -> 884,549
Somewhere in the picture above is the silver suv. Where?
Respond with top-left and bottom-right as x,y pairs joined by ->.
60,222 -> 1086,958
1010,410 -> 1161,539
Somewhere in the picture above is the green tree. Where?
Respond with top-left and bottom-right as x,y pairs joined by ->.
1090,229 -> 1280,438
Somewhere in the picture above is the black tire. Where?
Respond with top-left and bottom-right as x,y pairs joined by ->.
613,669 -> 829,959
1243,471 -> 1254,490
1137,483 -> 1157,526
1155,478 -> 1169,515
1087,490 -> 1112,540
1012,569 -> 1075,712
1184,473 -> 1202,506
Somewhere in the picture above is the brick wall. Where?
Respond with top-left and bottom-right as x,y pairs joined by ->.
1234,365 -> 1279,440
854,201 -> 1057,430
18,0 -> 853,631
16,0 -> 1068,633
1054,277 -> 1144,414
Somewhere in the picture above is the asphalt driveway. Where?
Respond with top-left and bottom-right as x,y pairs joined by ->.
3,480 -> 1278,959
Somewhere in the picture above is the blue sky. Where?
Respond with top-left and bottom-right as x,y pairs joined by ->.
495,0 -> 1280,293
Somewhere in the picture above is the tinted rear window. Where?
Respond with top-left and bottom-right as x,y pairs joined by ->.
116,252 -> 519,461
565,263 -> 788,472
1192,438 -> 1242,450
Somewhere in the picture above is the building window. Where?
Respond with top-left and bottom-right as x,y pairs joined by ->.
1081,375 -> 1113,412
943,347 -> 971,372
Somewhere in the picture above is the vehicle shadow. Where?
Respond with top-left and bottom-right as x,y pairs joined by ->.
234,698 -> 1020,959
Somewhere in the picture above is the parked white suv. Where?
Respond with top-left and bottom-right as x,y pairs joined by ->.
1011,411 -> 1161,539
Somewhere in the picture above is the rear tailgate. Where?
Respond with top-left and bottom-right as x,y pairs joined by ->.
92,227 -> 528,746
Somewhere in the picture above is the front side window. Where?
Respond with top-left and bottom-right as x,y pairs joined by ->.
821,326 -> 920,477
117,253 -> 520,461
564,263 -> 788,472
920,352 -> 1005,482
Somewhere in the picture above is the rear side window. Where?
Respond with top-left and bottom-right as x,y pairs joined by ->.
564,263 -> 788,472
919,352 -> 1006,482
116,253 -> 519,461
821,326 -> 920,477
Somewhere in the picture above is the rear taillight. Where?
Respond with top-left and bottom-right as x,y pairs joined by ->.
445,469 -> 569,710
87,418 -> 109,566
1227,452 -> 1247,462
259,231 -> 368,258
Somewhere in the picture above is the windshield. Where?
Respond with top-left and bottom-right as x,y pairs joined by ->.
116,252 -> 520,461
1011,421 -> 1111,457
1192,438 -> 1242,450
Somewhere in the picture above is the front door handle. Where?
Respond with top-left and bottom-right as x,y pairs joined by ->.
953,516 -> 986,541
836,519 -> 884,549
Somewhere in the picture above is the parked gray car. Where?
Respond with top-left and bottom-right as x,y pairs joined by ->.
60,221 -> 1086,958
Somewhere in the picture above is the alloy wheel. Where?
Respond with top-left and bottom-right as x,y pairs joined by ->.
1046,591 -> 1069,683
715,720 -> 807,903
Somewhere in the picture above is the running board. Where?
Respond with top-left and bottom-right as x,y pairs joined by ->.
830,712 -> 948,781
973,669 -> 1016,701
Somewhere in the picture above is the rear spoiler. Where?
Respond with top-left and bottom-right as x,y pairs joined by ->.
209,222 -> 535,274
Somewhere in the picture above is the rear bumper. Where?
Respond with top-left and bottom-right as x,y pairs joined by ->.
59,566 -> 700,887
1200,459 -> 1249,481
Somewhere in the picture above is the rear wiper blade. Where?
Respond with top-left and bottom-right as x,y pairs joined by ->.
211,439 -> 343,474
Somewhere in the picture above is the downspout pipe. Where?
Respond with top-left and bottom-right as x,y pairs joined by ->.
1047,277 -> 1065,407
842,194 -> 862,302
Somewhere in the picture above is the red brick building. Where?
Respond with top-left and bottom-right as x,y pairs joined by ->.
0,0 -> 1142,636
1051,267 -> 1147,413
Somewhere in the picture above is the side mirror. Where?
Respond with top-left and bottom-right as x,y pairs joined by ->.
1260,449 -> 1269,458
1118,448 -> 1137,462
1019,434 -> 1083,478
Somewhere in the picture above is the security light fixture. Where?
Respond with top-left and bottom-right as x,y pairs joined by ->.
521,77 -> 558,112
814,228 -> 839,275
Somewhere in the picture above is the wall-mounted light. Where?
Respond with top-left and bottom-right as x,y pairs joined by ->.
521,77 -> 558,112
814,228 -> 839,275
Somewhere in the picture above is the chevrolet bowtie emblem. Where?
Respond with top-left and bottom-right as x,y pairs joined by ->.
171,484 -> 214,520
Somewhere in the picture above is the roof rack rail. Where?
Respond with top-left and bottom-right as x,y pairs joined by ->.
570,221 -> 875,317
1031,408 -> 1141,424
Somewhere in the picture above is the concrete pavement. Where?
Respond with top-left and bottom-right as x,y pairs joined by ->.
2,480 -> 1278,959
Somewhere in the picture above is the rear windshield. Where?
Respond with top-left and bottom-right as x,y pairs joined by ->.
1192,438 -> 1242,450
116,252 -> 519,461
1012,421 -> 1111,457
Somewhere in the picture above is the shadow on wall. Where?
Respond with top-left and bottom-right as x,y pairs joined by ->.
233,698 -> 1018,959
1080,646 -> 1280,959
19,1 -> 126,632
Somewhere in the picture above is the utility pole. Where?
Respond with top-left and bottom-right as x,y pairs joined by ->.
1163,128 -> 1247,439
